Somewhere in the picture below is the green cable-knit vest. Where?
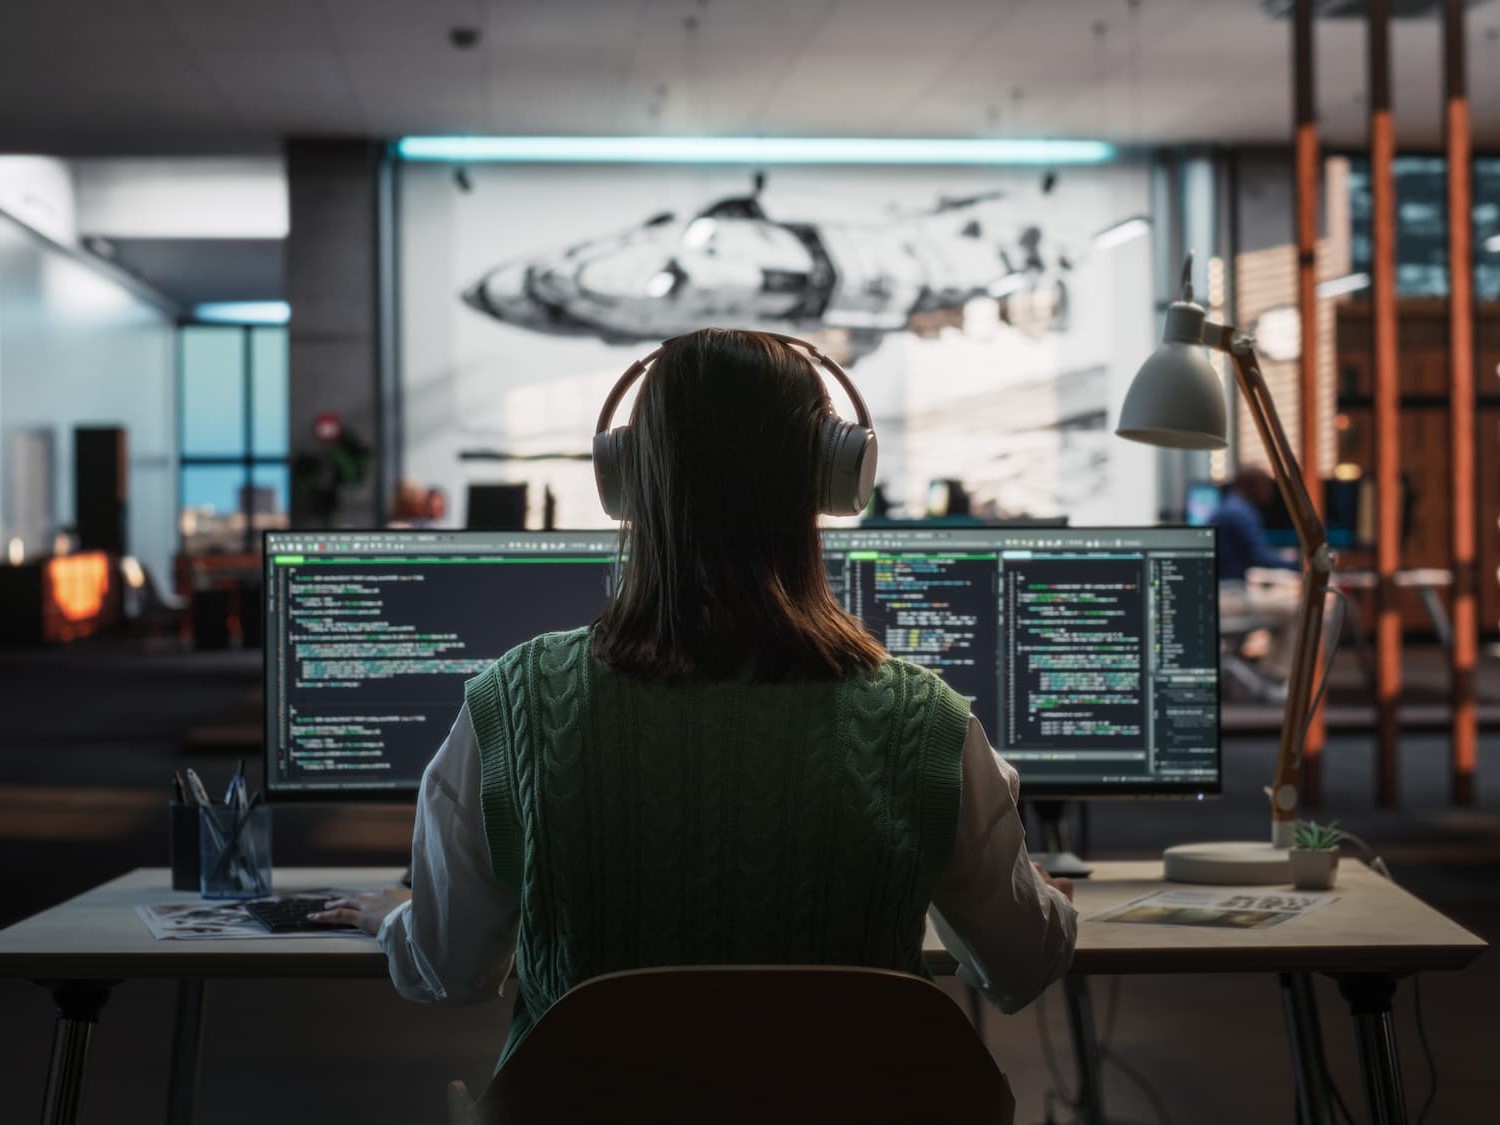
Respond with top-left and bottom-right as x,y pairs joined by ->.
463,626 -> 971,1068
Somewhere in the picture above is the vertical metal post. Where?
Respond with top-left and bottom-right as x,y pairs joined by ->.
1444,0 -> 1478,806
1037,809 -> 1106,1125
1292,0 -> 1326,803
1280,974 -> 1334,1125
1369,0 -> 1403,807
1063,978 -> 1107,1125
1338,975 -> 1408,1125
167,978 -> 205,1125
39,982 -> 115,1125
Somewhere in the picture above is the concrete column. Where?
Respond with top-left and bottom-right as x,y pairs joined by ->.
285,138 -> 385,527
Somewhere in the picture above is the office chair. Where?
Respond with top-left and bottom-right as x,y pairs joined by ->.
119,557 -> 188,643
447,964 -> 1015,1125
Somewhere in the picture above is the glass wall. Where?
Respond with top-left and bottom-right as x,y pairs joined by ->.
1347,155 -> 1500,299
178,324 -> 289,554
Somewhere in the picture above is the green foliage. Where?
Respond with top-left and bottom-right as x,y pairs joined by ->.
1293,818 -> 1346,851
292,427 -> 373,525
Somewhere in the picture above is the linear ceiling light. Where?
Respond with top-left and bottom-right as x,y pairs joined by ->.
193,301 -> 290,325
395,136 -> 1115,166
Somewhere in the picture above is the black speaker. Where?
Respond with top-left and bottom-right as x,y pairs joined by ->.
74,427 -> 127,554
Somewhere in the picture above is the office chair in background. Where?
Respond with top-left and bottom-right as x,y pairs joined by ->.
448,965 -> 1015,1125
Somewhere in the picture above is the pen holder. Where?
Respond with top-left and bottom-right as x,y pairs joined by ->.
198,806 -> 273,900
169,802 -> 201,891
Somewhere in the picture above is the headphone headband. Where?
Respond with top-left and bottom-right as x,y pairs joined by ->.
592,331 -> 878,519
593,332 -> 872,438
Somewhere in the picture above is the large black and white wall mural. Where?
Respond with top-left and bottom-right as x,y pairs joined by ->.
398,162 -> 1156,528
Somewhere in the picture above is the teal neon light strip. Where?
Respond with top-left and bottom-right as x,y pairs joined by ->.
193,301 -> 290,325
395,136 -> 1115,166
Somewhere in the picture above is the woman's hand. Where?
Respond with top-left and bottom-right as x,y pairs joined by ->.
1033,863 -> 1075,902
309,889 -> 412,936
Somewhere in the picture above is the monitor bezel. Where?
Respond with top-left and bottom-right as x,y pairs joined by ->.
262,524 -> 1222,804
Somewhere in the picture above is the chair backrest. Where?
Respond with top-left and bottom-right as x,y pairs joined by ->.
465,965 -> 1014,1125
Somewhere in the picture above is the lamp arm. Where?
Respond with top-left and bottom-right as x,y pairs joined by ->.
1221,332 -> 1336,845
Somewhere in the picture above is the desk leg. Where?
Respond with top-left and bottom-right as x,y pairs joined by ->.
1280,974 -> 1333,1125
167,979 -> 205,1125
1337,976 -> 1407,1125
37,980 -> 116,1125
1063,977 -> 1107,1125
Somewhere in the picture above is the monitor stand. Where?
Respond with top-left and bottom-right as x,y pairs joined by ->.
1031,800 -> 1093,878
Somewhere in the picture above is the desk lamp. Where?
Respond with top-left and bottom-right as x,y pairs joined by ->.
1116,257 -> 1334,884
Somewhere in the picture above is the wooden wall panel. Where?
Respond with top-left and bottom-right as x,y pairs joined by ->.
1335,301 -> 1500,636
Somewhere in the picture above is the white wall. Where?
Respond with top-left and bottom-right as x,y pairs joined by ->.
73,157 -> 288,239
0,156 -> 77,247
0,215 -> 177,579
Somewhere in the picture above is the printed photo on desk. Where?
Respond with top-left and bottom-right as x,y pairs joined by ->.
1091,889 -> 1338,930
137,892 -> 366,941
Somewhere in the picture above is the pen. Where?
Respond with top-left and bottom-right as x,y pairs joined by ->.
183,768 -> 213,808
225,759 -> 245,806
207,791 -> 265,886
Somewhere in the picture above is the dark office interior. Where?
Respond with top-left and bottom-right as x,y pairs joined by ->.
1,2 -> 1497,1123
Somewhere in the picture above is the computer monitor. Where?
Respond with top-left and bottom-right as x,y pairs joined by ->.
263,530 -> 619,801
466,483 -> 529,530
1184,481 -> 1222,527
265,526 -> 1220,803
1262,477 -> 1368,550
822,525 -> 1221,799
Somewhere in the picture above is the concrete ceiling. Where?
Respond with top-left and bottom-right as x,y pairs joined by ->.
103,238 -> 284,305
2,0 -> 1499,155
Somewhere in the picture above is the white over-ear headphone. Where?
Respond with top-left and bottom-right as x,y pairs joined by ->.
592,332 -> 879,520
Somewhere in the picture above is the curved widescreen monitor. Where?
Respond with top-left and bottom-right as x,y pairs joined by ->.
265,525 -> 1219,802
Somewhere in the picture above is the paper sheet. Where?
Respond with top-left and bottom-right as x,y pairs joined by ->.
1090,888 -> 1338,930
136,892 -> 372,941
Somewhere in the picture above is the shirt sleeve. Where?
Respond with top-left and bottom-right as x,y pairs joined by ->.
377,702 -> 520,1005
929,714 -> 1078,1013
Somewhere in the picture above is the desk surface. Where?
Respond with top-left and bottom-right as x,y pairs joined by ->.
0,863 -> 1485,981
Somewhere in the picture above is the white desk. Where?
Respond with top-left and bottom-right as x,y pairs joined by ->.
0,864 -> 1484,1125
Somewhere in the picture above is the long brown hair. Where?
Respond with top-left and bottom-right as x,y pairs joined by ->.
592,328 -> 885,681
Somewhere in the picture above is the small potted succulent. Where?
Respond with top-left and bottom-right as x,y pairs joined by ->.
1290,819 -> 1346,890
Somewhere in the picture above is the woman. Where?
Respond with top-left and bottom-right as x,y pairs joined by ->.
315,328 -> 1076,1065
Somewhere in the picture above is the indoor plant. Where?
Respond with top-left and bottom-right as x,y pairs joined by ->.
291,412 -> 372,528
1289,819 -> 1346,890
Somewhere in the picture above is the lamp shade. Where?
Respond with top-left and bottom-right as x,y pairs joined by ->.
1115,301 -> 1229,450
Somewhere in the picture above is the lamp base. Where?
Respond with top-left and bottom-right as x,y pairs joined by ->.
1162,841 -> 1292,885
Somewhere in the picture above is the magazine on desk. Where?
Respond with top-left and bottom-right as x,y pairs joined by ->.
137,892 -> 373,941
1090,889 -> 1339,930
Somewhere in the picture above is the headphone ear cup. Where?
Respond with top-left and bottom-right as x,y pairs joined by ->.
818,419 -> 878,517
593,427 -> 630,519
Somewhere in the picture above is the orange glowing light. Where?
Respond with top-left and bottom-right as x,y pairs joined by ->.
47,554 -> 109,622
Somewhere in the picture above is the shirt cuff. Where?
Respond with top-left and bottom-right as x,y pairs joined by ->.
376,897 -> 411,949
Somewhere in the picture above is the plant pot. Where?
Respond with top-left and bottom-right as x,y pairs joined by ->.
1289,846 -> 1340,890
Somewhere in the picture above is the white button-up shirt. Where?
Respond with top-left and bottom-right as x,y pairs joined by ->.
378,705 -> 1077,1014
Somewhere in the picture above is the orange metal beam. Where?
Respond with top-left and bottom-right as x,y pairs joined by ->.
1293,0 -> 1325,803
1445,0 -> 1477,806
1370,0 -> 1402,807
